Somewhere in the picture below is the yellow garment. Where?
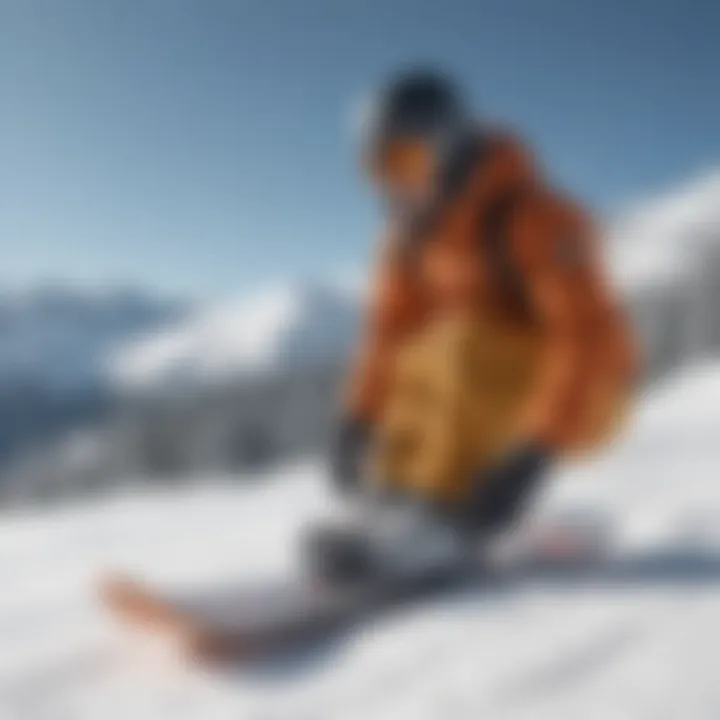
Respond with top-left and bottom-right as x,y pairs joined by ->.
371,314 -> 629,502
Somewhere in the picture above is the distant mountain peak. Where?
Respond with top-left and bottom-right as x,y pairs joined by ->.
609,169 -> 720,286
0,285 -> 184,393
111,281 -> 360,390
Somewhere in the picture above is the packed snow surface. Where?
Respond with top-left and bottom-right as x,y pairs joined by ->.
2,362 -> 720,718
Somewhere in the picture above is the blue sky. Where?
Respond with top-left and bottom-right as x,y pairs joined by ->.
1,0 -> 718,299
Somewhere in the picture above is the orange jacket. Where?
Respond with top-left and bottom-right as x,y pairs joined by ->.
346,132 -> 639,452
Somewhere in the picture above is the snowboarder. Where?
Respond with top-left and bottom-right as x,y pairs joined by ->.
319,68 -> 639,582
99,70 -> 641,661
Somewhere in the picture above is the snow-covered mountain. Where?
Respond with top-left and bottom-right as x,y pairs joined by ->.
0,284 -> 185,392
608,169 -> 720,287
0,170 -> 715,396
112,169 -> 720,391
112,282 -> 360,390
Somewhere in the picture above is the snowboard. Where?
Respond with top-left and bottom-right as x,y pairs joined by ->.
100,514 -> 608,665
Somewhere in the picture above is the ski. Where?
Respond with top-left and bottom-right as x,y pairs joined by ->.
99,566 -> 479,664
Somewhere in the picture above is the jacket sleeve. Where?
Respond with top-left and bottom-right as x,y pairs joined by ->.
508,191 -> 629,450
345,237 -> 424,422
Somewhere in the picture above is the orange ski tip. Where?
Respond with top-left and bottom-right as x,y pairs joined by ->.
98,574 -> 181,628
98,573 -> 145,606
98,573 -> 209,658
98,572 -> 133,592
185,630 -> 237,663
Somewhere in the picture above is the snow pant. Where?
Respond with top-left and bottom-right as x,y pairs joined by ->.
369,314 -> 630,511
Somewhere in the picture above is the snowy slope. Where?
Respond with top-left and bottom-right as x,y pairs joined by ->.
2,362 -> 720,718
112,170 -> 720,390
112,282 -> 359,389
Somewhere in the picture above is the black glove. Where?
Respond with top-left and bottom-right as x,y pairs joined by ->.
330,416 -> 371,494
465,441 -> 551,534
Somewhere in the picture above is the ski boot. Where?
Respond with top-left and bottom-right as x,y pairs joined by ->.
303,498 -> 474,587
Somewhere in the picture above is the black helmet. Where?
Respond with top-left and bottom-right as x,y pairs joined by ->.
358,69 -> 470,162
